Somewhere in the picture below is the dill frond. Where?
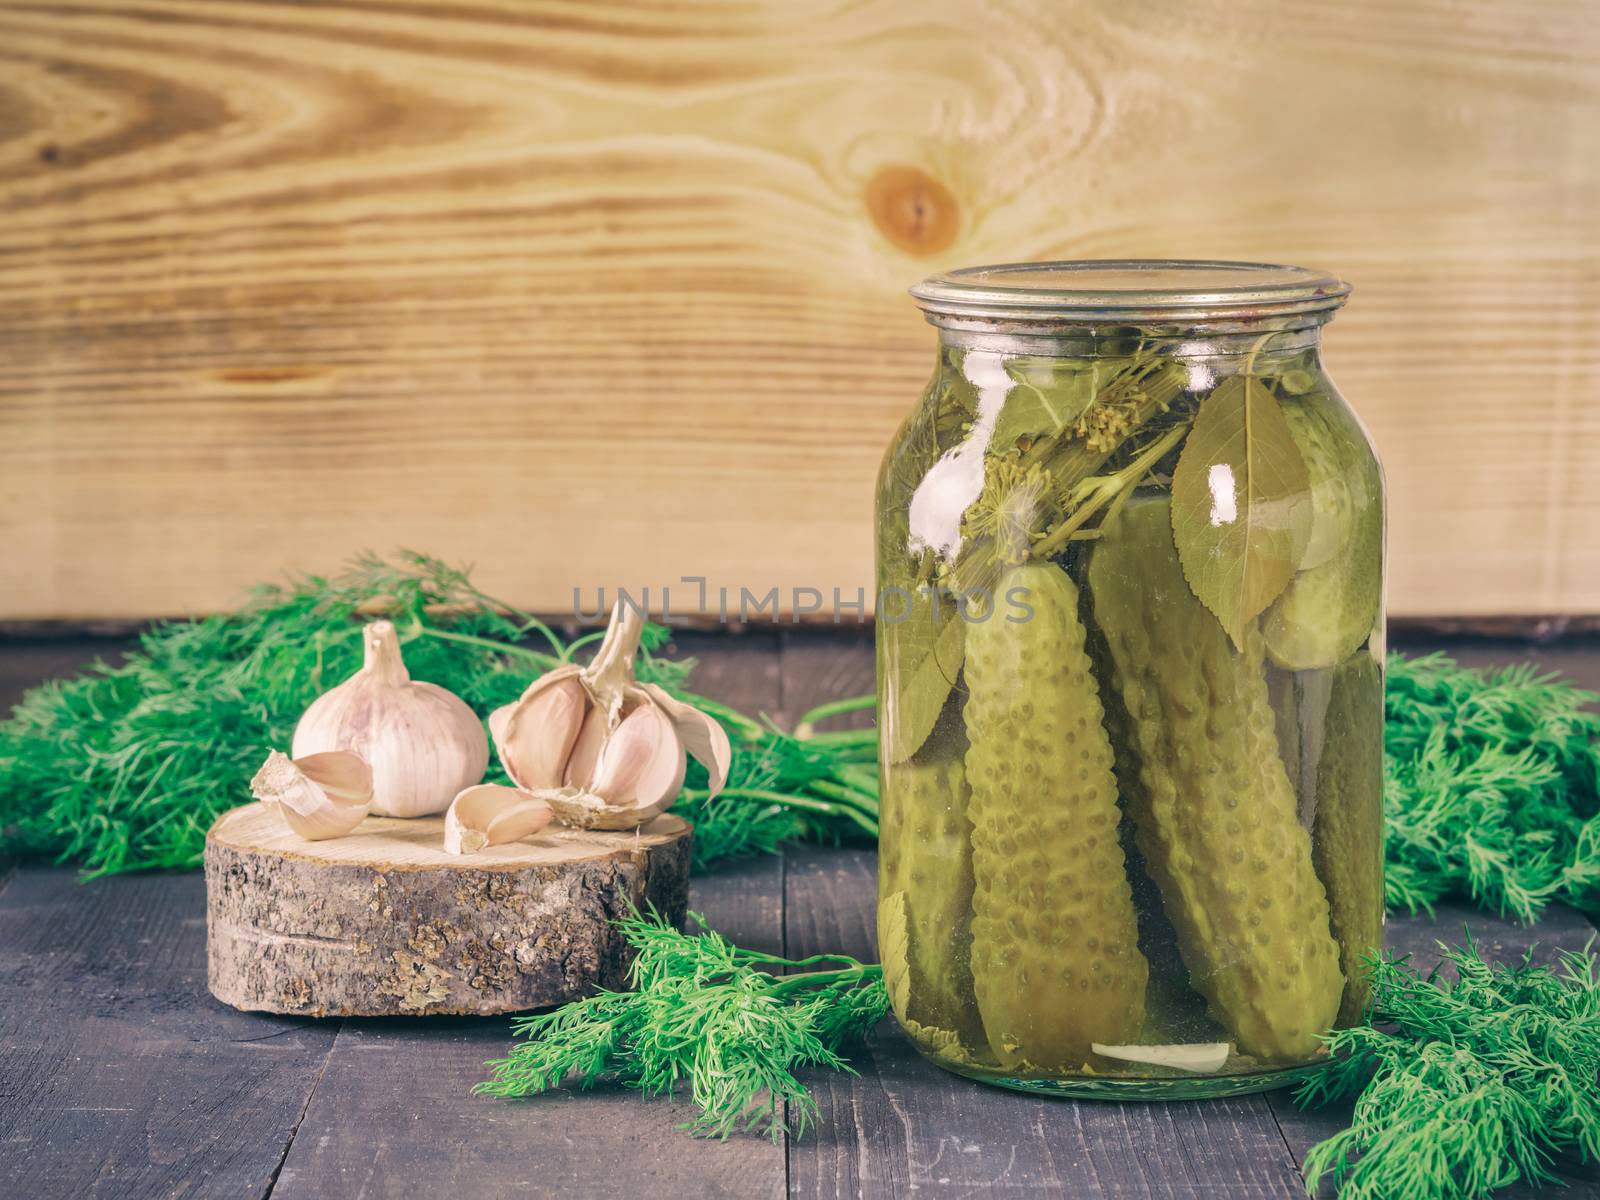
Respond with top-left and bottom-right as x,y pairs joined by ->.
476,909 -> 887,1141
1384,653 -> 1600,923
1297,940 -> 1600,1199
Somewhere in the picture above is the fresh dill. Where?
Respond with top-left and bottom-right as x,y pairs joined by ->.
475,908 -> 887,1140
0,552 -> 875,877
1384,653 -> 1600,923
1297,939 -> 1600,1199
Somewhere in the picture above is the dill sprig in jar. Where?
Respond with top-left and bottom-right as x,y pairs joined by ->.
875,261 -> 1383,1099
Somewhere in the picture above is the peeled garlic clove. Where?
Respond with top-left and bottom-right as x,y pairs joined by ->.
443,784 -> 554,854
1090,1042 -> 1232,1073
493,666 -> 586,790
639,683 -> 732,797
251,749 -> 373,841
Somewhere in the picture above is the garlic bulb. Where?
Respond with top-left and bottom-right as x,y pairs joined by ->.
251,749 -> 373,840
443,785 -> 554,854
490,602 -> 731,830
291,620 -> 488,817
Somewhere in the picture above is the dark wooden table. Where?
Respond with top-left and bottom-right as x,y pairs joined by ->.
2,630 -> 1598,1199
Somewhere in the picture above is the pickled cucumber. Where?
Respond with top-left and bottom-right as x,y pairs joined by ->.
1310,652 -> 1385,1025
964,561 -> 1148,1069
1087,495 -> 1343,1061
1263,398 -> 1383,670
877,707 -> 982,1046
1088,624 -> 1224,1046
1271,666 -> 1333,829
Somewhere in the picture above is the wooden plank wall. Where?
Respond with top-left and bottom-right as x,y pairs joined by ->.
1,0 -> 1596,621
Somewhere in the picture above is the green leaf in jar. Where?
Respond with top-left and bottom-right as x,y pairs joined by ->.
1170,374 -> 1312,648
879,598 -> 964,763
877,370 -> 968,764
991,359 -> 1099,453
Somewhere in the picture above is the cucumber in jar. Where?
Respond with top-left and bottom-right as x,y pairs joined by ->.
878,699 -> 983,1052
963,561 -> 1149,1070
1309,651 -> 1386,1024
1088,494 -> 1344,1062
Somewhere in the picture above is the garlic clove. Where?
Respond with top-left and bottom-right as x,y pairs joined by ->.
484,604 -> 710,831
639,683 -> 732,797
588,703 -> 687,816
531,785 -> 647,832
562,704 -> 609,789
488,705 -> 511,751
1090,1042 -> 1232,1073
495,668 -> 586,790
294,750 -> 374,806
251,749 -> 373,841
443,784 -> 554,854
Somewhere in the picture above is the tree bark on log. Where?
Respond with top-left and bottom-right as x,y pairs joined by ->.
205,803 -> 691,1016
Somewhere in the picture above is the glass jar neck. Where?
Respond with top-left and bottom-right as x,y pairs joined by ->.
933,317 -> 1328,361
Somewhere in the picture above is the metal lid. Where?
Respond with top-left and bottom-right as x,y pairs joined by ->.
910,259 -> 1351,326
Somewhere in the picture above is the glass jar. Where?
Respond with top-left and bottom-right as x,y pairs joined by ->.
875,261 -> 1384,1100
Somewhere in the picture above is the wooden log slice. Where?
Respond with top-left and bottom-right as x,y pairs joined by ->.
205,802 -> 691,1017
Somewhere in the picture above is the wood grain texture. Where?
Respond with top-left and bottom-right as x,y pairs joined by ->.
0,867 -> 339,1199
779,630 -> 877,730
0,1 -> 1596,621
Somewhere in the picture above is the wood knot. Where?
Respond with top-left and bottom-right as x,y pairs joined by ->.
865,165 -> 958,256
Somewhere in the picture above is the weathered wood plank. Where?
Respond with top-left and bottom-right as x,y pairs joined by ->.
268,856 -> 787,1199
1390,631 -> 1600,693
271,632 -> 789,1199
0,868 -> 337,1199
779,630 -> 875,731
783,848 -> 1308,1199
3,2 -> 1598,622
672,629 -> 785,720
1267,900 -> 1600,1199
